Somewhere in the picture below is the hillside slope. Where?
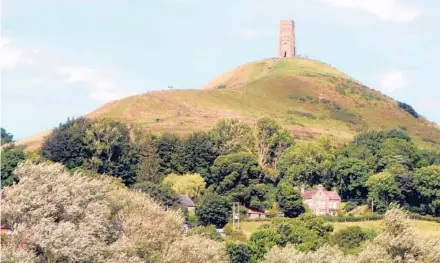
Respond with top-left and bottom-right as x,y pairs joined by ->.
16,58 -> 440,150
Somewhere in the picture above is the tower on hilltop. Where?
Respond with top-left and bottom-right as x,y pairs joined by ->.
278,20 -> 296,58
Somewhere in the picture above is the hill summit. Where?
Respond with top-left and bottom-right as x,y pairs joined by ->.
16,58 -> 440,150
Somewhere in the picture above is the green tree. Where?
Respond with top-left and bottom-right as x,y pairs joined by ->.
415,149 -> 440,168
207,152 -> 266,208
0,128 -> 14,145
377,138 -> 419,171
133,181 -> 181,208
332,157 -> 371,200
256,118 -> 293,169
1,145 -> 25,187
278,141 -> 332,186
133,132 -> 161,184
330,226 -> 369,250
210,119 -> 256,155
227,242 -> 253,263
41,117 -> 91,169
182,131 -> 219,176
366,172 -> 401,212
196,193 -> 232,228
276,180 -> 305,218
162,173 -> 206,199
83,118 -> 138,185
352,129 -> 411,153
248,215 -> 331,261
413,165 -> 440,216
156,133 -> 185,175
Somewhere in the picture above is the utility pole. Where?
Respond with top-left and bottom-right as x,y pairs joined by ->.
371,199 -> 374,214
232,202 -> 240,231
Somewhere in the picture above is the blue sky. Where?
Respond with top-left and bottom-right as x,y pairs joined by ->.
2,0 -> 440,140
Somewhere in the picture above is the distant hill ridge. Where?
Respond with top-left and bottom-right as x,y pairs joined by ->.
16,58 -> 440,151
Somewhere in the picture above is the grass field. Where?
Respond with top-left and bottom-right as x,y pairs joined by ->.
16,57 -> 440,151
240,219 -> 440,239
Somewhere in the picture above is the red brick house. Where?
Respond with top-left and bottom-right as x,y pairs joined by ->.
300,185 -> 341,216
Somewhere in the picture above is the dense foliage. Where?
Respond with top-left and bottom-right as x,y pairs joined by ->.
4,115 -> 440,262
196,193 -> 232,228
37,117 -> 440,219
247,214 -> 333,261
1,162 -> 228,262
1,145 -> 25,187
262,206 -> 440,263
397,101 -> 419,118
1,127 -> 14,145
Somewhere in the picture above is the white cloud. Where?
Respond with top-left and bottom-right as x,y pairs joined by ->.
0,38 -> 27,69
57,66 -> 127,101
379,70 -> 410,93
318,0 -> 422,23
2,36 -> 129,102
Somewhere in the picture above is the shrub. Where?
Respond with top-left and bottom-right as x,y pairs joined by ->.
196,193 -> 232,228
1,162 -> 229,263
330,226 -> 368,250
397,101 -> 419,118
227,242 -> 254,263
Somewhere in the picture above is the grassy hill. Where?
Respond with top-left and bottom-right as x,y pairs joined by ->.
16,57 -> 440,151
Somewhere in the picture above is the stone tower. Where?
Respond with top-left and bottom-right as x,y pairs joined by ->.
278,20 -> 296,58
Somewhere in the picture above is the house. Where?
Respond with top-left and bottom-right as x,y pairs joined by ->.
300,185 -> 341,216
179,195 -> 196,212
245,209 -> 266,219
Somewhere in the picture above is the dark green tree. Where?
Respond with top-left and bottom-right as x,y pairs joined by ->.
133,181 -> 180,208
1,128 -> 14,145
133,132 -> 161,184
276,180 -> 305,218
414,165 -> 440,216
156,133 -> 185,175
332,157 -> 371,200
330,226 -> 369,250
226,242 -> 253,263
196,193 -> 231,228
207,152 -> 267,210
182,131 -> 219,176
1,145 -> 25,187
41,117 -> 91,169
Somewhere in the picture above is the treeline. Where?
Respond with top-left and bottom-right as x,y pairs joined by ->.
2,117 -> 440,218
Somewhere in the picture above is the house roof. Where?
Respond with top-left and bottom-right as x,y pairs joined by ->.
179,195 -> 195,207
301,189 -> 341,201
246,209 -> 265,215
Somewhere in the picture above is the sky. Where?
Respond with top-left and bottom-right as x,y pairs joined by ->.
1,0 -> 440,140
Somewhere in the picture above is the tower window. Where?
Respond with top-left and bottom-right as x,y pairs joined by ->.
284,51 -> 287,57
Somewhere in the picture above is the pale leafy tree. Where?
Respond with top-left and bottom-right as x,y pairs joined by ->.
262,244 -> 355,263
210,119 -> 256,155
1,162 -> 228,263
256,118 -> 293,169
162,173 -> 206,198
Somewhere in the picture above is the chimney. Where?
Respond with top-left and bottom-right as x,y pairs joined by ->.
317,184 -> 324,191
